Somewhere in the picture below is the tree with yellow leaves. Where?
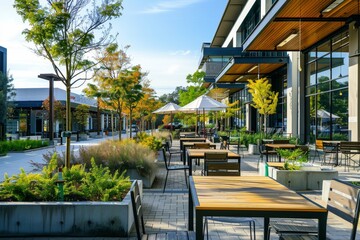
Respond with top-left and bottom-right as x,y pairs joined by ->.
247,78 -> 278,134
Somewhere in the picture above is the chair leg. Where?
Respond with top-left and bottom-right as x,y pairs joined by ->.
163,171 -> 169,193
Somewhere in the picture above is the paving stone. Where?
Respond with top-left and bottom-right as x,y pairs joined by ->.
132,139 -> 360,240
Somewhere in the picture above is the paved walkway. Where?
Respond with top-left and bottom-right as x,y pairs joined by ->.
139,140 -> 360,240
2,137 -> 360,239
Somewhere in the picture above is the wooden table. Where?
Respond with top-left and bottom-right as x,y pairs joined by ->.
186,149 -> 240,176
182,141 -> 216,165
179,132 -> 198,138
179,137 -> 207,163
188,176 -> 328,239
265,143 -> 296,162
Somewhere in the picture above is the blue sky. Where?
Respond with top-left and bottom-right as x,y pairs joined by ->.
0,0 -> 227,97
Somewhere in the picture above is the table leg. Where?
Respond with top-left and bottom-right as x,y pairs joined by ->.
264,217 -> 270,240
318,213 -> 327,240
195,211 -> 203,239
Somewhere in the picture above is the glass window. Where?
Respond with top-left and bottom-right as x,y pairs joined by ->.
307,61 -> 316,86
305,30 -> 349,142
317,40 -> 330,58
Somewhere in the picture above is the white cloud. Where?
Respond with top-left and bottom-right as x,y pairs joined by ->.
129,49 -> 200,96
141,0 -> 205,14
170,50 -> 191,56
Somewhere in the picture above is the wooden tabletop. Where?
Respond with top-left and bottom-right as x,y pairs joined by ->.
187,149 -> 239,158
267,162 -> 285,168
265,143 -> 296,149
180,137 -> 206,141
191,176 -> 326,212
182,141 -> 216,147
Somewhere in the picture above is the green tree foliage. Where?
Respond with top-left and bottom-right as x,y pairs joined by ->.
84,43 -> 131,140
179,70 -> 206,106
42,97 -> 66,125
14,0 -> 123,168
134,80 -> 161,131
0,72 -> 15,141
158,86 -> 185,104
123,66 -> 144,138
73,104 -> 90,132
247,78 -> 278,133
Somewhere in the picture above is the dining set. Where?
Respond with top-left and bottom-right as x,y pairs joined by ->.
165,135 -> 337,240
315,140 -> 360,170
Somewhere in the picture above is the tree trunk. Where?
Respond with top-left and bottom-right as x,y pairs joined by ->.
65,85 -> 72,169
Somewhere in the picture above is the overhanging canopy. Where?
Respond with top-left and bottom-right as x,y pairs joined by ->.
216,54 -> 289,83
243,0 -> 359,51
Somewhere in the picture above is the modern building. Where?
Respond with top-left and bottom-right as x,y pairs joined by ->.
0,46 -> 8,140
199,0 -> 357,143
7,88 -> 121,139
0,46 -> 6,74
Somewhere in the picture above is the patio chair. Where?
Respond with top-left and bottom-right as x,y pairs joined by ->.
220,136 -> 229,150
203,152 -> 229,176
322,141 -> 338,165
192,142 -> 211,166
312,139 -> 324,163
161,148 -> 189,193
164,141 -> 182,165
203,161 -> 255,240
258,139 -> 277,163
130,181 -> 195,240
268,178 -> 360,240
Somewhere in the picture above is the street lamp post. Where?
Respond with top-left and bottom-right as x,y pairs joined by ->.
38,74 -> 63,144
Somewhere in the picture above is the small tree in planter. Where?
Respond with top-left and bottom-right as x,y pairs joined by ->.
277,148 -> 309,170
73,104 -> 90,134
247,78 -> 278,134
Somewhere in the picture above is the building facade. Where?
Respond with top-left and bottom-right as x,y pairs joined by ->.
199,0 -> 357,143
7,88 -> 121,139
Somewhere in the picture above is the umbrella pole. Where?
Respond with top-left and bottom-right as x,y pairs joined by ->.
170,113 -> 173,133
195,110 -> 198,136
203,108 -> 205,138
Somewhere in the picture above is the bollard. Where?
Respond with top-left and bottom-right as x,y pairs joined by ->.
56,167 -> 65,201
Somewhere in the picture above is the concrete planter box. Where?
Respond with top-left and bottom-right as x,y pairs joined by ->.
259,162 -> 338,191
248,144 -> 259,155
0,181 -> 143,238
127,168 -> 157,188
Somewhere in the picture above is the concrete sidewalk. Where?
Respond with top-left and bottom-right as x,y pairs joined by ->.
140,140 -> 360,240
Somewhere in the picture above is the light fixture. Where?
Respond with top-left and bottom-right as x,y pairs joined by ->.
247,65 -> 258,73
322,0 -> 345,13
235,76 -> 244,81
277,31 -> 298,47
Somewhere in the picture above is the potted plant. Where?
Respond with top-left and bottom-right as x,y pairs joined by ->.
259,148 -> 338,190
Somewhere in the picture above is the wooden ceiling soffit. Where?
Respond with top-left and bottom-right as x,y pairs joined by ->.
215,56 -> 288,83
243,0 -> 359,51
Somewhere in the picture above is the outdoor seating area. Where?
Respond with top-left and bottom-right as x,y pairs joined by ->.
131,137 -> 360,240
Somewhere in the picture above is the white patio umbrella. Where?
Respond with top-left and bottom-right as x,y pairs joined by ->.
317,109 -> 340,119
153,102 -> 181,132
179,95 -> 227,136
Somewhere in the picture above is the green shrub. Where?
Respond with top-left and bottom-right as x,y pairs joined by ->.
135,132 -> 164,151
77,139 -> 157,176
0,139 -> 49,152
277,148 -> 308,171
0,154 -> 131,202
